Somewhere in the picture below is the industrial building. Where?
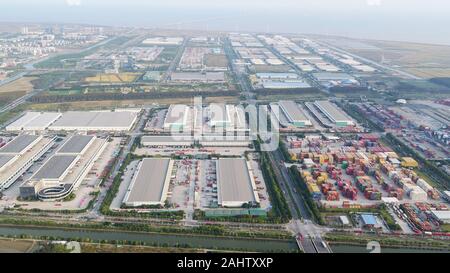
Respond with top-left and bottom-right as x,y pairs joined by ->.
360,214 -> 378,228
142,37 -> 183,46
123,158 -> 174,207
216,158 -> 259,208
312,72 -> 359,88
6,112 -> 62,131
200,136 -> 252,147
262,81 -> 311,89
0,135 -> 55,191
170,72 -> 225,83
314,101 -> 355,127
7,111 -> 138,132
256,73 -> 299,80
163,105 -> 190,132
19,135 -> 108,201
207,104 -> 248,134
430,210 -> 450,224
141,136 -> 195,147
279,101 -> 312,127
49,111 -> 138,131
57,135 -> 96,154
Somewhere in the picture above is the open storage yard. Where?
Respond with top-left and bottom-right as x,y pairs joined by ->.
284,134 -> 448,208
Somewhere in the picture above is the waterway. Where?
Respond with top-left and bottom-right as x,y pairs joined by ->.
0,225 -> 298,252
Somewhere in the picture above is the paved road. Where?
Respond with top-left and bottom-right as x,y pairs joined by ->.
89,108 -> 148,218
162,38 -> 188,83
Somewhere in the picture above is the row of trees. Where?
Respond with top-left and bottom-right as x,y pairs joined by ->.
29,90 -> 238,104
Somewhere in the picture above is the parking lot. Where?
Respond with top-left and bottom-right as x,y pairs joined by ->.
112,155 -> 271,213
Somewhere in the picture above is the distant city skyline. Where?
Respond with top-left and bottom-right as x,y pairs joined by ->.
1,0 -> 450,45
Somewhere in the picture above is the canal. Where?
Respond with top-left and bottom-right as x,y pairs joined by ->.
0,225 -> 298,252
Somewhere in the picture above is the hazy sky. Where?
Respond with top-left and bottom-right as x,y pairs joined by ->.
2,0 -> 450,44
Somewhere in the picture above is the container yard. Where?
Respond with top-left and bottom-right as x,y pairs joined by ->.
285,134 -> 447,208
353,101 -> 449,160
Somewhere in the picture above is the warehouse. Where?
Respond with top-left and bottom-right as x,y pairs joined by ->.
170,72 -> 225,83
208,104 -> 231,128
262,81 -> 311,89
0,135 -> 55,191
163,105 -> 190,131
5,112 -> 62,131
19,136 -> 109,200
279,101 -> 312,127
314,101 -> 354,127
312,72 -> 356,81
207,104 -> 248,133
57,135 -> 95,155
49,111 -> 138,131
5,112 -> 41,131
142,37 -> 183,45
256,73 -> 299,80
31,155 -> 79,182
123,158 -> 174,207
360,214 -> 378,228
200,136 -> 251,147
141,136 -> 194,147
430,210 -> 450,224
216,158 -> 259,208
0,135 -> 42,155
0,155 -> 18,173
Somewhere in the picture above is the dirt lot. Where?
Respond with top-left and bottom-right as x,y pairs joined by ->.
205,54 -> 228,68
0,76 -> 36,94
85,73 -> 142,83
0,238 -> 36,253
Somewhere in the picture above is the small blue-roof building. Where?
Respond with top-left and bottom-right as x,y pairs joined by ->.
360,214 -> 377,227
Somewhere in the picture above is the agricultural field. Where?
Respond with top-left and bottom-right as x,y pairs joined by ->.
26,96 -> 238,111
85,73 -> 142,83
0,76 -> 37,106
0,76 -> 36,94
0,238 -> 37,253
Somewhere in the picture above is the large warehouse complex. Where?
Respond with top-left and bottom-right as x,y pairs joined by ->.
20,135 -> 109,201
278,100 -> 312,128
6,110 -> 139,132
216,158 -> 259,208
314,100 -> 354,127
0,135 -> 55,191
153,104 -> 249,135
207,104 -> 248,134
123,158 -> 174,207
